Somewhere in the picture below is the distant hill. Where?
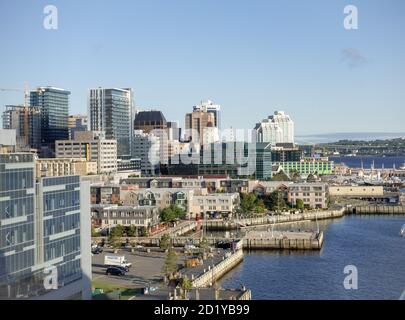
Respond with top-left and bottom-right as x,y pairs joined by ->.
295,132 -> 405,144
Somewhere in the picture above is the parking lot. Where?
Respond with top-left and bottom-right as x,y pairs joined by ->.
92,249 -> 169,290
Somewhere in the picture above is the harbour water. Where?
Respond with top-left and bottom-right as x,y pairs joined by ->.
330,156 -> 405,169
219,215 -> 405,300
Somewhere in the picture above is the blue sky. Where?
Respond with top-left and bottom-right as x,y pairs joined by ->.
0,0 -> 404,135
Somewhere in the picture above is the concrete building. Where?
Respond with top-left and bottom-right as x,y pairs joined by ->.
35,157 -> 97,178
55,131 -> 117,174
2,105 -> 41,151
185,107 -> 216,144
68,114 -> 87,139
328,186 -> 384,197
133,130 -> 161,176
91,205 -> 159,233
254,111 -> 294,145
88,88 -> 133,159
0,129 -> 16,153
0,153 -> 91,300
192,193 -> 240,218
271,143 -> 302,162
30,87 -> 71,157
287,183 -> 328,209
117,158 -> 141,172
193,100 -> 221,130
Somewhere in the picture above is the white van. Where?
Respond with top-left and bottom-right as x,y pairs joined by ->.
104,255 -> 132,268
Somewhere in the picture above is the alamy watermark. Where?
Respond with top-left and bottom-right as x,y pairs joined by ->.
43,5 -> 58,30
343,5 -> 358,30
343,265 -> 358,290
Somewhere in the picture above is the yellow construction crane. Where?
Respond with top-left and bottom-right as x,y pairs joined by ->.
0,83 -> 30,106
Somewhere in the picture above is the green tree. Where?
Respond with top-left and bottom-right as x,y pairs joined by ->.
160,234 -> 172,250
127,225 -> 137,237
159,205 -> 186,223
108,225 -> 124,249
240,193 -> 258,213
290,170 -> 301,182
162,249 -> 178,279
180,277 -> 192,299
91,226 -> 100,237
269,190 -> 286,212
271,171 -> 290,181
139,226 -> 148,237
295,198 -> 304,210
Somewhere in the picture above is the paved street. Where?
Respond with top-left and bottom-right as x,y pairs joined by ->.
92,249 -> 168,289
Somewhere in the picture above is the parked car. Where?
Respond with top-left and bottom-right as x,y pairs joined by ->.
114,265 -> 130,272
91,246 -> 103,254
106,267 -> 126,276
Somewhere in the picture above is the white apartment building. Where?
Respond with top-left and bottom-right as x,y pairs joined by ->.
55,131 -> 117,174
192,193 -> 240,218
254,111 -> 294,145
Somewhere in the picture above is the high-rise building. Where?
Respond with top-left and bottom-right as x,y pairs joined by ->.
88,88 -> 133,159
55,131 -> 117,174
133,130 -> 160,176
2,105 -> 41,151
254,111 -> 294,145
134,110 -> 167,134
0,153 -> 91,299
185,108 -> 217,144
193,100 -> 221,130
30,87 -> 71,156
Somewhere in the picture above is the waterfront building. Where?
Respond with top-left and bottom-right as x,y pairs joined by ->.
254,111 -> 294,145
68,114 -> 87,139
35,157 -> 97,178
88,88 -> 133,159
30,87 -> 70,157
248,180 -> 293,196
273,159 -> 334,178
91,205 -> 159,234
133,130 -> 161,176
121,188 -> 202,217
2,105 -> 41,151
287,183 -> 328,209
192,193 -> 240,218
0,153 -> 91,299
55,131 -> 117,174
328,186 -> 384,197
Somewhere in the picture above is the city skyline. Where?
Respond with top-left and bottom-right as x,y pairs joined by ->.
1,0 -> 405,135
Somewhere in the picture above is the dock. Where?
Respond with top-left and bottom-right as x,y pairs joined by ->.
242,230 -> 323,250
349,205 -> 405,215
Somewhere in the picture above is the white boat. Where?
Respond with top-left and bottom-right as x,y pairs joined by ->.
399,162 -> 405,170
401,224 -> 405,237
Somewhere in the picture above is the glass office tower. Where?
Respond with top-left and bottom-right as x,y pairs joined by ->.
0,153 -> 91,300
30,87 -> 70,156
88,88 -> 133,159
